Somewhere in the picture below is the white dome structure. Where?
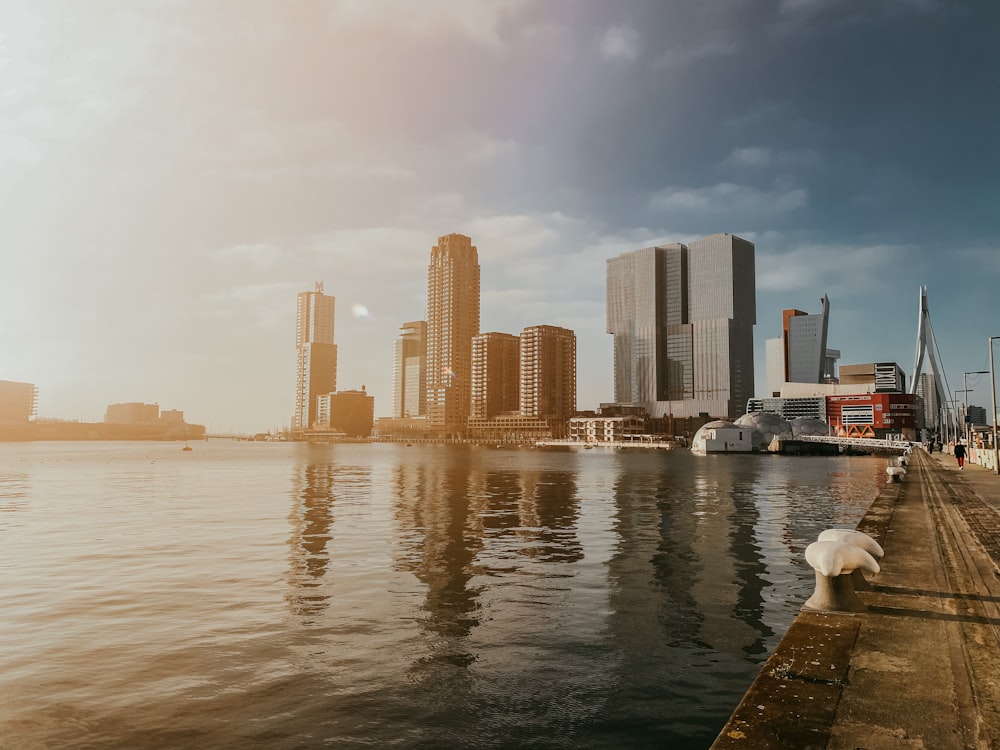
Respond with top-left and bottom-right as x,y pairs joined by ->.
735,412 -> 793,452
789,417 -> 831,437
690,420 -> 739,453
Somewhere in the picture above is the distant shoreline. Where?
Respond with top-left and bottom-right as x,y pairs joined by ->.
0,421 -> 206,442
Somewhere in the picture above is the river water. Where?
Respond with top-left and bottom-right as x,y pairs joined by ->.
0,441 -> 889,749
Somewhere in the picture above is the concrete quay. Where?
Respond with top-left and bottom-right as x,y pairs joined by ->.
711,449 -> 1000,749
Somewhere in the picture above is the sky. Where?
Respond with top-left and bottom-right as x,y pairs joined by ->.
1,0 -> 998,435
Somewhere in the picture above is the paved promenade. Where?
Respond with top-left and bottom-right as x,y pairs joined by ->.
711,449 -> 1000,749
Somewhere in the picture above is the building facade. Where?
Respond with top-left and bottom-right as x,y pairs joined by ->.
392,320 -> 427,419
426,234 -> 480,434
104,402 -> 160,424
826,392 -> 917,439
471,331 -> 520,419
765,296 -> 839,396
294,282 -> 338,430
0,380 -> 38,421
520,325 -> 576,420
316,388 -> 375,437
606,234 -> 755,420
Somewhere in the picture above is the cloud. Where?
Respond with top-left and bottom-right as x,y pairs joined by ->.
325,0 -> 529,51
722,146 -> 825,170
652,38 -> 739,69
757,243 -> 912,293
458,131 -> 519,163
599,23 -> 640,62
212,243 -> 283,271
649,182 -> 808,216
724,147 -> 772,168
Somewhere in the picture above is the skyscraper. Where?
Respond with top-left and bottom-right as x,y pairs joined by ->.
471,332 -> 520,419
520,325 -> 576,419
294,282 -> 337,430
606,234 -> 755,419
426,233 -> 480,434
392,320 -> 427,419
765,295 -> 838,395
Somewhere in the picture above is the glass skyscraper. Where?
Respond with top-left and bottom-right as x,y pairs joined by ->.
606,234 -> 755,419
392,320 -> 427,419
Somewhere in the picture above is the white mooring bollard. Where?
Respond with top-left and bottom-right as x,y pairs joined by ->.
803,540 -> 880,612
817,529 -> 884,591
886,466 -> 906,483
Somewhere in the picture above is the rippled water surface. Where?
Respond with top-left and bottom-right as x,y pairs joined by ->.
0,441 -> 889,748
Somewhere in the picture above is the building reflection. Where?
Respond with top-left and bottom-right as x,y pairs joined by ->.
285,451 -> 371,621
511,470 -> 582,563
605,453 -> 771,677
391,452 -> 584,670
392,456 -> 485,645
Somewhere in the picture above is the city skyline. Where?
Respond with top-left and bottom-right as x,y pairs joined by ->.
1,2 -> 997,434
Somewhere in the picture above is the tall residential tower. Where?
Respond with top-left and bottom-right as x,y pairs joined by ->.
520,325 -> 577,420
426,233 -> 480,434
293,282 -> 338,430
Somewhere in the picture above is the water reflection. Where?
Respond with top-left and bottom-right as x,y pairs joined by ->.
514,470 -> 582,563
392,455 -> 484,645
598,454 -> 776,742
286,450 -> 371,621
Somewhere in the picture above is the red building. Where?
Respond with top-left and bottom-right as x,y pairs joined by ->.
825,393 -> 917,439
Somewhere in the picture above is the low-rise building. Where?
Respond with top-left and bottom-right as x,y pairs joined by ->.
316,388 -> 375,437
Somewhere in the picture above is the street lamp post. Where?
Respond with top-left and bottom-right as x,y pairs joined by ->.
964,370 -> 990,448
954,391 -> 969,445
990,337 -> 999,475
946,399 -> 959,445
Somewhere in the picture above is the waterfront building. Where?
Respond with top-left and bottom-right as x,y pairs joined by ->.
392,321 -> 427,419
826,392 -> 917,439
316,388 -> 374,437
294,282 -> 338,430
426,233 -> 480,435
606,233 -> 754,420
104,402 -> 160,424
567,414 -> 644,442
467,325 -> 576,442
520,325 -> 576,421
471,332 -> 520,419
746,396 -> 827,422
0,380 -> 38,421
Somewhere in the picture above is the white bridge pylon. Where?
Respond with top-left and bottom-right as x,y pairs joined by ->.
909,285 -> 949,431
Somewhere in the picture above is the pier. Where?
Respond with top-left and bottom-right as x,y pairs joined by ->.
711,448 -> 1000,748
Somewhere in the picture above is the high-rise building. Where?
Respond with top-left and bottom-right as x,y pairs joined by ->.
606,234 -> 755,419
765,295 -> 838,395
606,243 -> 689,409
471,332 -> 520,419
520,325 -> 576,419
426,233 -> 480,434
392,321 -> 427,419
294,282 -> 338,430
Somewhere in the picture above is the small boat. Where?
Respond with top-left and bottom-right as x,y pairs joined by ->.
182,443 -> 193,452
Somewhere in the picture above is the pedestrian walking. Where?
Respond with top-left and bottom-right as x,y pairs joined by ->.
954,441 -> 967,469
